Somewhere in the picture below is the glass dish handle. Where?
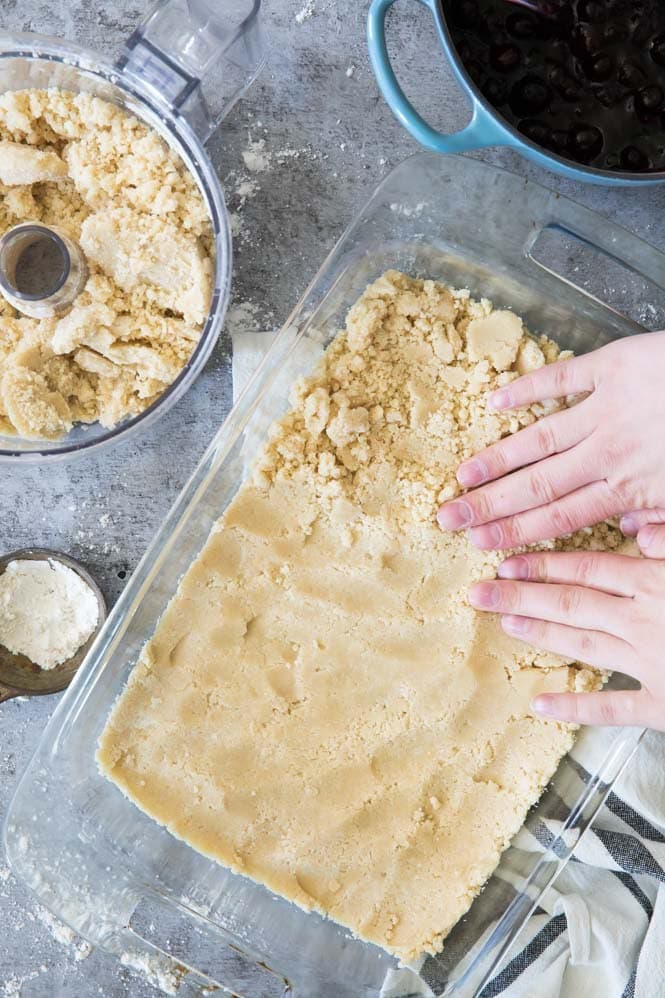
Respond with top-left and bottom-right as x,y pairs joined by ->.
524,193 -> 665,298
117,0 -> 265,142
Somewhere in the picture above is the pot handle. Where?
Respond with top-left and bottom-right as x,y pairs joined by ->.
368,0 -> 508,153
117,0 -> 266,143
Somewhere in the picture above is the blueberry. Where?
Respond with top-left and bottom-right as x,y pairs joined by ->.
620,145 -> 649,170
618,61 -> 645,88
519,118 -> 551,147
547,63 -> 566,86
510,75 -> 550,116
652,34 -> 665,67
561,79 -> 582,102
490,43 -> 521,73
597,81 -> 622,107
506,12 -> 536,39
636,85 -> 664,115
577,0 -> 602,21
568,123 -> 603,161
549,65 -> 581,101
482,77 -> 509,106
588,53 -> 613,82
550,128 -> 570,152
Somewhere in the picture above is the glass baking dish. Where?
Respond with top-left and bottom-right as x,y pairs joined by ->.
4,152 -> 661,997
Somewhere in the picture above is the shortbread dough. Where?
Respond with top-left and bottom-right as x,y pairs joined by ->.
98,272 -> 622,961
0,89 -> 213,439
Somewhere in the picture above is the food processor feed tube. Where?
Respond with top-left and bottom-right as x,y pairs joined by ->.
119,0 -> 265,142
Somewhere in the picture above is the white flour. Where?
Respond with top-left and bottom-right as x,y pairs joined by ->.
119,951 -> 179,995
295,0 -> 314,23
0,559 -> 99,669
241,137 -> 272,173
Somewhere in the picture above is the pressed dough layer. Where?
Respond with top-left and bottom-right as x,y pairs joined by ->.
0,89 -> 213,439
98,271 -> 622,961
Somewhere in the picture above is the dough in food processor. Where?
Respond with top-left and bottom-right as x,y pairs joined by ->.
0,89 -> 214,440
98,271 -> 623,961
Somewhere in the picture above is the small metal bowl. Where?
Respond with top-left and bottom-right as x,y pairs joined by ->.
0,548 -> 107,703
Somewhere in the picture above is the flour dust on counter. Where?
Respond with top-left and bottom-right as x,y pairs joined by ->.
97,270 -> 623,962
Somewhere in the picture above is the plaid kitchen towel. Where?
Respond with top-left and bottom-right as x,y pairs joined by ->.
231,329 -> 665,998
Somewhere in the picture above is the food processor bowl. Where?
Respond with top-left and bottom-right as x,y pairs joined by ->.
0,0 -> 265,463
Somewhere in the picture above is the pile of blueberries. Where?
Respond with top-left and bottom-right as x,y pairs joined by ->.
446,0 -> 665,172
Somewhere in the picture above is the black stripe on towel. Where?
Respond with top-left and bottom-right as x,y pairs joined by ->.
528,816 -> 583,863
621,965 -> 637,998
604,793 -> 665,845
594,826 -> 665,882
567,757 -> 665,843
478,913 -> 568,997
612,870 -> 654,920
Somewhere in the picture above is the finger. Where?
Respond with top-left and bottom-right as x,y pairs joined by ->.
530,690 -> 649,728
620,509 -> 665,536
439,447 -> 593,531
497,551 -> 640,597
469,579 -> 630,635
500,614 -> 636,675
468,480 -> 620,549
456,405 -> 591,488
637,524 -> 665,559
489,354 -> 595,411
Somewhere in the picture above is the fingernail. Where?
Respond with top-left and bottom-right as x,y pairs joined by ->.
437,500 -> 474,530
469,523 -> 504,549
498,556 -> 529,580
530,695 -> 555,716
469,582 -> 501,609
620,514 -> 639,536
457,459 -> 487,488
489,389 -> 512,411
638,525 -> 655,549
502,613 -> 528,635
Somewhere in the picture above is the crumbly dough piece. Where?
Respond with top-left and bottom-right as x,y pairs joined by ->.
0,139 -> 67,185
80,209 -> 212,325
98,272 -> 622,962
0,89 -> 213,440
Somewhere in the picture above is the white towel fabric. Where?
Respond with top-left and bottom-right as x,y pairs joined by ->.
230,330 -> 665,998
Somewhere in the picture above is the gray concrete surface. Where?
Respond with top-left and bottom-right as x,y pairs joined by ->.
2,0 -> 665,995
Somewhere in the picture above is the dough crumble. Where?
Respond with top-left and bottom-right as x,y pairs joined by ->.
97,271 -> 621,961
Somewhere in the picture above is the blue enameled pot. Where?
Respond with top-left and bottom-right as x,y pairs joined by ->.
367,0 -> 665,186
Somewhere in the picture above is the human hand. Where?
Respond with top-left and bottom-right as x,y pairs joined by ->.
468,525 -> 665,730
437,332 -> 665,549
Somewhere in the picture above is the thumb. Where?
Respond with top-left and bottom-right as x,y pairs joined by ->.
637,524 -> 665,559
